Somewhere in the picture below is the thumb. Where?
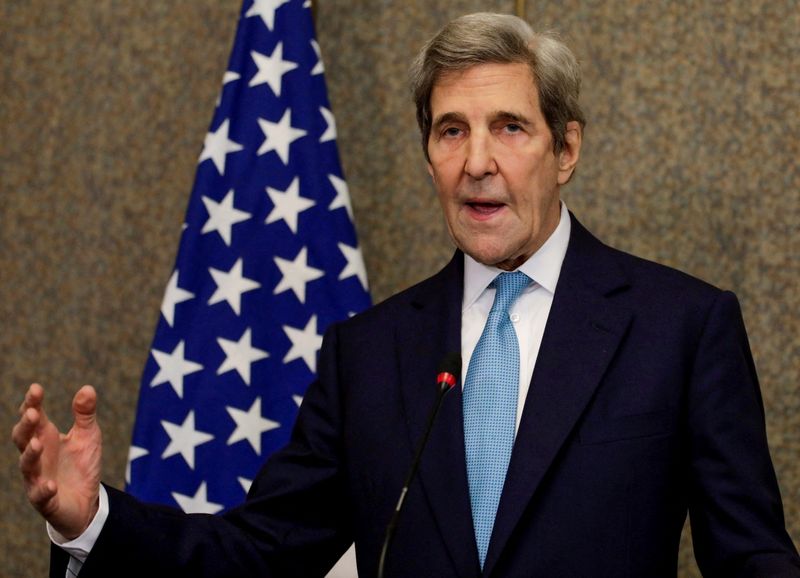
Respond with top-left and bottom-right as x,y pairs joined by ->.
72,385 -> 98,430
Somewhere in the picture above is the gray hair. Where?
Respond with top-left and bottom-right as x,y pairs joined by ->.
409,12 -> 586,160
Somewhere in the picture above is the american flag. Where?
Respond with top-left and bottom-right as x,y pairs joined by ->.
126,0 -> 370,521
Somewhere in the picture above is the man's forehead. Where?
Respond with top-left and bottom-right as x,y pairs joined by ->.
429,62 -> 541,119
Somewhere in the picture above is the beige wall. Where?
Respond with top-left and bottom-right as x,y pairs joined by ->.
2,1 -> 798,576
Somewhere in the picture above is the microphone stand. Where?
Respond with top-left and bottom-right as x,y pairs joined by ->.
376,358 -> 459,578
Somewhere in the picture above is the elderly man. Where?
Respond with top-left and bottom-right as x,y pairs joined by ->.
14,12 -> 800,578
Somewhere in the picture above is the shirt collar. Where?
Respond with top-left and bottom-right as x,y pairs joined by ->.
462,201 -> 571,311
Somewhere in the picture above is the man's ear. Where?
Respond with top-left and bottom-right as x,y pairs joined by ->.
427,162 -> 435,180
557,121 -> 582,185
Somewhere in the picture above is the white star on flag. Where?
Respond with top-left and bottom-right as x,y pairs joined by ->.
292,394 -> 303,407
273,247 -> 324,303
310,39 -> 324,75
161,270 -> 195,327
338,242 -> 369,291
150,340 -> 204,398
223,70 -> 240,85
216,71 -> 241,106
238,477 -> 253,494
172,482 -> 224,515
126,445 -> 149,485
319,107 -> 337,143
198,118 -> 244,175
226,397 -> 280,455
257,109 -> 307,164
161,411 -> 214,469
327,174 -> 354,220
265,177 -> 315,234
201,189 -> 251,246
283,314 -> 323,373
216,328 -> 269,385
208,258 -> 262,316
245,0 -> 291,30
249,44 -> 298,97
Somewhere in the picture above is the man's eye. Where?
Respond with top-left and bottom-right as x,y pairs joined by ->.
504,123 -> 522,133
443,127 -> 462,137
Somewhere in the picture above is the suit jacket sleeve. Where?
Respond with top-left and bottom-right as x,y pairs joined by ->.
53,323 -> 353,578
686,291 -> 800,576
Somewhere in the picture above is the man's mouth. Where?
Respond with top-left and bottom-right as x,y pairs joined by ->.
465,200 -> 505,216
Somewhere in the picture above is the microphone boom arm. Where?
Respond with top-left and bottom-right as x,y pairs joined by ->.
376,361 -> 460,578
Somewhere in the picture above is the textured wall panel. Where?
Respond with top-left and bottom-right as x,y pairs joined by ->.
2,1 -> 797,576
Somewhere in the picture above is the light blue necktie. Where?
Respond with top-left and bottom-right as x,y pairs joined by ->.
463,271 -> 530,568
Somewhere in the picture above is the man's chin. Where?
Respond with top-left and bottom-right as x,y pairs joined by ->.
460,245 -> 527,271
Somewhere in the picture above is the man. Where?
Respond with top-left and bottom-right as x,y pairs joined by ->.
13,12 -> 800,577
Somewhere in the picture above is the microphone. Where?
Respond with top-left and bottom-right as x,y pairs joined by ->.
377,352 -> 462,578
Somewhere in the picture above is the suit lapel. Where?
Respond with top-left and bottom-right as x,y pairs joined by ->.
395,252 -> 481,578
482,216 -> 633,576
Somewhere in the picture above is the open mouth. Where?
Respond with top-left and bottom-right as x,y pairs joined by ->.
465,200 -> 505,216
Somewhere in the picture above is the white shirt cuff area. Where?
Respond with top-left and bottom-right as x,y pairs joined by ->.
47,484 -> 109,564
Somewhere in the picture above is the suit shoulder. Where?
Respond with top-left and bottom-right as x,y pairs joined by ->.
568,214 -> 727,307
599,243 -> 741,324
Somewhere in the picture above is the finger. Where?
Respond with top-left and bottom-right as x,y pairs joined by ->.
72,385 -> 98,430
27,478 -> 58,515
11,406 -> 40,453
19,434 -> 44,480
18,383 -> 44,416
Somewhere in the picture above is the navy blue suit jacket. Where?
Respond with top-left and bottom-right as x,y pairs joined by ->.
55,214 -> 800,577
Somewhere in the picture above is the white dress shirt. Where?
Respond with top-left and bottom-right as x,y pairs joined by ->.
461,202 -> 571,431
52,202 -> 572,575
48,484 -> 109,574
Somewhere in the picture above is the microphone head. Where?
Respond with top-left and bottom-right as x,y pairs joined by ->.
436,352 -> 462,391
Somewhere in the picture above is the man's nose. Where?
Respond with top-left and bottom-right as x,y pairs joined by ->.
464,134 -> 497,179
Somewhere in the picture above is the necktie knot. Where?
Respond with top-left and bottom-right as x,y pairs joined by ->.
489,271 -> 531,319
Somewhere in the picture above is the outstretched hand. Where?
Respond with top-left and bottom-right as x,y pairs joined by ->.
12,383 -> 102,540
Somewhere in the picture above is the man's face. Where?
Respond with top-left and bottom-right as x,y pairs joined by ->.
426,62 -> 581,271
